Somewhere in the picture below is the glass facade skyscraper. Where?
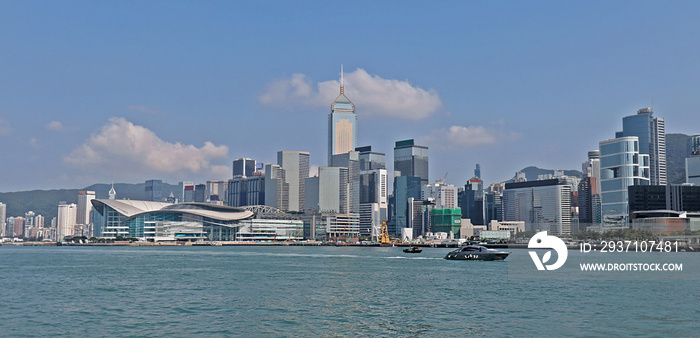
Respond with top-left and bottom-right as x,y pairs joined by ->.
619,108 -> 666,185
328,81 -> 356,166
393,139 -> 429,186
599,136 -> 650,227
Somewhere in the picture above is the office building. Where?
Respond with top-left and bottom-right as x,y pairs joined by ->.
687,135 -> 700,185
599,136 -> 650,227
392,176 -> 422,235
484,192 -> 502,224
304,167 -> 349,214
356,146 -> 386,170
233,158 -> 257,178
327,69 -> 357,165
393,139 -> 429,185
178,181 -> 195,203
330,151 -> 360,213
278,151 -> 310,212
408,197 -> 434,237
57,202 -> 77,240
628,185 -> 700,217
618,108 -> 666,185
264,164 -> 289,210
503,179 -> 572,235
145,179 -> 163,202
206,180 -> 228,202
194,184 -> 206,203
228,174 -> 265,207
359,168 -> 388,237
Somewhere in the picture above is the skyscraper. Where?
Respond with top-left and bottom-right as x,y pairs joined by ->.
328,68 -> 357,165
77,191 -> 95,236
359,168 -> 388,237
619,108 -> 666,185
503,179 -> 572,235
0,202 -> 6,237
304,167 -> 350,214
145,180 -> 163,202
57,202 -> 77,240
687,135 -> 700,185
356,146 -> 386,170
330,151 -> 360,213
277,151 -> 310,212
599,136 -> 650,227
393,139 -> 429,186
233,158 -> 256,178
264,164 -> 289,210
178,181 -> 194,203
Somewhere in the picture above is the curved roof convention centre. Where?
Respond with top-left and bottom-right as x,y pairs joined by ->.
91,200 -> 254,221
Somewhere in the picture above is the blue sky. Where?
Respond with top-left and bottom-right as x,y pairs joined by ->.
2,1 -> 700,192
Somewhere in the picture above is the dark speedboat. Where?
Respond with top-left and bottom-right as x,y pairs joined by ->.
444,245 -> 509,261
403,246 -> 422,253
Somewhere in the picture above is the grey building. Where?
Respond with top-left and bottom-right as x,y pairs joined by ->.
145,179 -> 163,202
356,146 -> 386,170
503,179 -> 572,235
330,151 -> 360,213
277,151 -> 310,212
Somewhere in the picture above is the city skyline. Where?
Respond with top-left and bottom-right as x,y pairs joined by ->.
2,2 -> 700,192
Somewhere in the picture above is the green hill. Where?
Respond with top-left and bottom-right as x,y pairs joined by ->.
0,182 -> 180,221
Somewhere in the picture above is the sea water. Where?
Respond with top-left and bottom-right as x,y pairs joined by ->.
1,245 -> 698,336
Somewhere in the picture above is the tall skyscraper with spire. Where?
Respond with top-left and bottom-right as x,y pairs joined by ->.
328,66 -> 357,166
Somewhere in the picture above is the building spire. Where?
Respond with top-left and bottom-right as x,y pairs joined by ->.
340,64 -> 344,95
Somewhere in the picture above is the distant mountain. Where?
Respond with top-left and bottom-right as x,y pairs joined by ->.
666,133 -> 690,184
515,166 -> 583,182
0,182 -> 180,221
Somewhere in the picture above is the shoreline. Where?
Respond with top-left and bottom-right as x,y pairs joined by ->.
6,241 -> 699,251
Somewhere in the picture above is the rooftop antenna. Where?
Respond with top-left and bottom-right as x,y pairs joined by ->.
340,64 -> 344,94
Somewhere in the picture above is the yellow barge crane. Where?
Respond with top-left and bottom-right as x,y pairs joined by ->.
379,221 -> 391,245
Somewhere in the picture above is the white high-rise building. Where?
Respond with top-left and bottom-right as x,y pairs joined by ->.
422,181 -> 458,209
77,191 -> 95,226
277,151 -> 310,212
0,202 -> 6,237
57,202 -> 77,240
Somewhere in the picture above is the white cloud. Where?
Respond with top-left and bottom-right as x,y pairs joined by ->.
65,117 -> 229,179
0,118 -> 12,136
29,138 -> 38,148
423,125 -> 520,150
45,121 -> 65,130
258,68 -> 442,120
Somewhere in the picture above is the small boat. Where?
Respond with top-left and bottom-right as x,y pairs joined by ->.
444,245 -> 509,261
403,246 -> 422,253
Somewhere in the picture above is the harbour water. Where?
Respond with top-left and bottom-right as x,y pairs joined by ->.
1,245 -> 698,336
